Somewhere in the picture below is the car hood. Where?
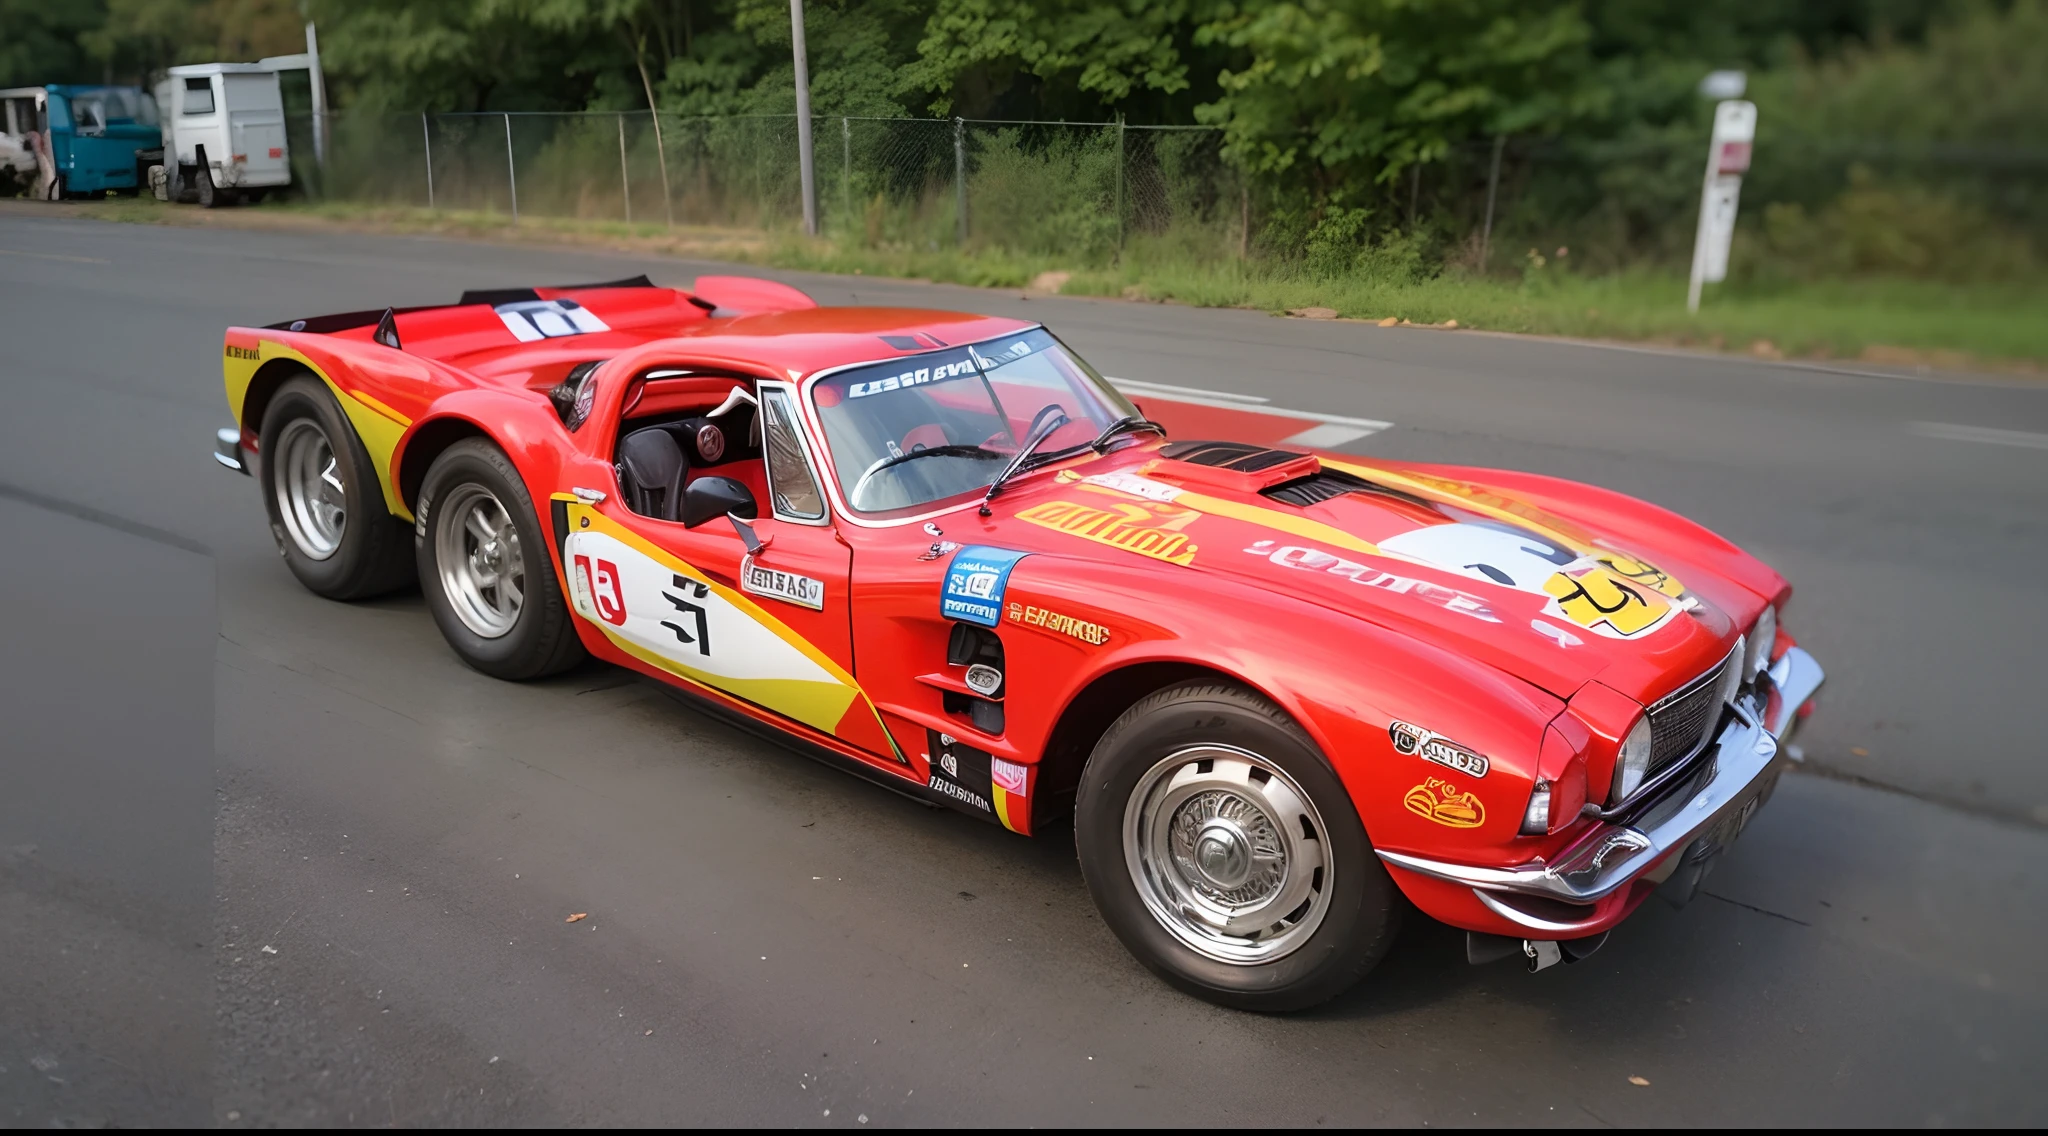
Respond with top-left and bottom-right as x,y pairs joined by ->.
991,444 -> 1764,701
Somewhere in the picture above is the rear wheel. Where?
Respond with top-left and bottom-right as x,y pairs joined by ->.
416,439 -> 584,680
257,375 -> 415,599
1075,682 -> 1402,1011
196,163 -> 220,208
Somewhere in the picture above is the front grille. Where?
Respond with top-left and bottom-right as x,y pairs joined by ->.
1646,652 -> 1733,773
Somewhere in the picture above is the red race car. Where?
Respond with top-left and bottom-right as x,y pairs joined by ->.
214,276 -> 1823,1010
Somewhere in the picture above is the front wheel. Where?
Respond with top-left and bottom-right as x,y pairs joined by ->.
416,438 -> 584,680
1075,682 -> 1402,1011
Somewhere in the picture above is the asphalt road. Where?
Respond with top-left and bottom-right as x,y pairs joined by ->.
2,210 -> 2045,1126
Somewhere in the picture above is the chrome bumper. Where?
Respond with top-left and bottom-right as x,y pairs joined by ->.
1378,646 -> 1824,930
214,426 -> 249,474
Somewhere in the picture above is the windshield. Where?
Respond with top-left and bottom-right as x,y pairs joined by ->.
810,328 -> 1137,517
73,88 -> 156,126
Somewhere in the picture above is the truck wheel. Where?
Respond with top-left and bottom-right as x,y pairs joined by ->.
196,164 -> 220,208
1075,682 -> 1402,1011
257,375 -> 415,600
415,438 -> 585,681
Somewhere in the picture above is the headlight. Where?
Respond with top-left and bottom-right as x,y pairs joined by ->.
1611,713 -> 1653,802
1744,605 -> 1777,680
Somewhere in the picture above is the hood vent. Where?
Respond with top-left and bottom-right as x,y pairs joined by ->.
1157,440 -> 1311,472
1263,468 -> 1438,509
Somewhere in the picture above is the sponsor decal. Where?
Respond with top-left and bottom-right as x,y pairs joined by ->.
224,344 -> 261,361
660,574 -> 713,655
991,756 -> 1028,794
926,730 -> 995,815
1541,563 -> 1671,638
1017,500 -> 1200,566
1404,778 -> 1486,829
1005,601 -> 1111,646
1243,540 -> 1500,623
963,663 -> 1003,697
1373,522 -> 1680,640
1388,720 -> 1490,778
740,556 -> 825,610
847,356 -> 980,399
495,298 -> 611,342
572,554 -> 629,626
942,546 -> 1029,627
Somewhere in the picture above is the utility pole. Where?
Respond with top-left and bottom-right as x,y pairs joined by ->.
789,0 -> 817,235
304,21 -> 327,168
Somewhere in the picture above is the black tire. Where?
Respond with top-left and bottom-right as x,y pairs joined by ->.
196,161 -> 219,208
257,375 -> 415,600
1075,682 -> 1403,1012
415,438 -> 585,681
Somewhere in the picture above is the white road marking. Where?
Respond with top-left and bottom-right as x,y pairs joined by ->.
1111,378 -> 1270,404
1108,377 -> 1394,448
1910,422 -> 2048,451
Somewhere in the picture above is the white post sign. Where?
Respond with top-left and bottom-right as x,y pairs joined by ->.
1687,99 -> 1755,313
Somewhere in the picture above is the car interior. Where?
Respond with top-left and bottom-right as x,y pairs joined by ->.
609,369 -> 769,523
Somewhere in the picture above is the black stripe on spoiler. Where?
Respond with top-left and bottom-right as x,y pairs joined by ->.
264,275 -> 661,333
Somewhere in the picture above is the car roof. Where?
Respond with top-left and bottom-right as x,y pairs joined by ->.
434,303 -> 1038,382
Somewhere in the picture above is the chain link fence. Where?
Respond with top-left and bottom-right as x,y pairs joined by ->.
283,109 -> 2046,279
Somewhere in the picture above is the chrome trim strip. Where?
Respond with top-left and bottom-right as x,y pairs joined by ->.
1376,648 -> 1822,906
1473,889 -> 1600,934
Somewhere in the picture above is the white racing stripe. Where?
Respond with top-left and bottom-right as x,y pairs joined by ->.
1108,376 -> 1394,448
1911,421 -> 2048,451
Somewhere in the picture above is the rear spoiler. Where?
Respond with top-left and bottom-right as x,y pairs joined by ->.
260,273 -> 816,336
263,275 -> 662,333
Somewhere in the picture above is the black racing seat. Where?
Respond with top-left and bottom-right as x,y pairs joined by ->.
618,426 -> 688,520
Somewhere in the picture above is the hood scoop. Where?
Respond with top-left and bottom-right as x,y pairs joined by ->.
1149,440 -> 1320,493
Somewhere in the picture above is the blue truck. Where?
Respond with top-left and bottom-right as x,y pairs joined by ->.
1,85 -> 164,198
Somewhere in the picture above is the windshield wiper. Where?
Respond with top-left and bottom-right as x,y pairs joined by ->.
978,410 -> 1071,516
850,443 -> 1005,508
1089,414 -> 1165,452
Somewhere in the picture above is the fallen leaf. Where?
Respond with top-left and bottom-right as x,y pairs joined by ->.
1444,319 -> 1459,328
1377,316 -> 1398,327
1850,747 -> 1869,757
565,913 -> 588,923
1629,1075 -> 1650,1086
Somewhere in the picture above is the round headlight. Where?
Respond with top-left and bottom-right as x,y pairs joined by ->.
1744,605 -> 1777,680
1612,713 -> 1654,803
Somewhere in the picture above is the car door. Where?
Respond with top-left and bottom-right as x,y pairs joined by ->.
560,378 -> 900,760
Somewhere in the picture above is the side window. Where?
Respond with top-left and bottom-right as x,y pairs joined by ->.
183,78 -> 215,116
760,388 -> 825,521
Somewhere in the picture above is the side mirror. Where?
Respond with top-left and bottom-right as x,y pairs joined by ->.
681,475 -> 757,529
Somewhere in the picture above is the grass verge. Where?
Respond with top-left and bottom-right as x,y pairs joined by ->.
44,197 -> 2048,373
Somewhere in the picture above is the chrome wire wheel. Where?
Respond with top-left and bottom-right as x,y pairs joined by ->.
1124,744 -> 1333,965
433,483 -> 524,639
272,418 -> 346,560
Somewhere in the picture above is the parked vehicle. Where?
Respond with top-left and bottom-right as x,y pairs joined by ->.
211,277 -> 1824,1010
154,64 -> 289,207
0,85 -> 162,198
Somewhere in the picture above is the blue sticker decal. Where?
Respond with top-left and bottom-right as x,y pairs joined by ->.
942,546 -> 1029,627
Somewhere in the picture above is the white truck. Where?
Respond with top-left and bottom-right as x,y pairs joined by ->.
154,63 -> 289,206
